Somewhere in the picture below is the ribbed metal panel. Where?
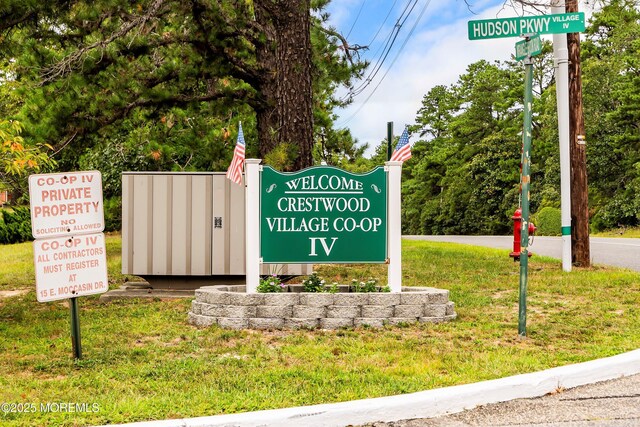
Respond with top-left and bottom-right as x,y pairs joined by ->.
151,174 -> 171,275
121,172 -> 310,277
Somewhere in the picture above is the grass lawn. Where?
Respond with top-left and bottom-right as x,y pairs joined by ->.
593,226 -> 640,238
0,236 -> 639,427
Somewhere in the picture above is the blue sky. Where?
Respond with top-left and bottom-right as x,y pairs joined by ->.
323,0 -> 593,154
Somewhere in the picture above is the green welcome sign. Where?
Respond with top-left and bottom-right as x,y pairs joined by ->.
260,166 -> 387,263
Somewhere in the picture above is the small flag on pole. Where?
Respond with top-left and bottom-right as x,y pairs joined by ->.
390,126 -> 412,162
226,122 -> 246,185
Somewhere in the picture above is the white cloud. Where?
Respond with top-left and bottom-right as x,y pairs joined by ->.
324,0 -> 369,31
335,3 -> 517,151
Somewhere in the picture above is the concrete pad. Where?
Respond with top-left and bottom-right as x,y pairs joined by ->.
99,287 -> 195,302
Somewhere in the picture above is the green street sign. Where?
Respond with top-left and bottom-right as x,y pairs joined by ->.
260,166 -> 387,263
515,34 -> 542,61
468,12 -> 585,40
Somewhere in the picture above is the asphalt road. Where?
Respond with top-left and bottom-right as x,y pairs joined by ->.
362,373 -> 640,427
404,235 -> 640,272
358,235 -> 640,427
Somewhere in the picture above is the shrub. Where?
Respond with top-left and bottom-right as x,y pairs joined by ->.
301,272 -> 325,292
532,207 -> 561,236
590,192 -> 639,232
0,206 -> 33,244
104,197 -> 122,232
350,278 -> 390,293
257,275 -> 287,293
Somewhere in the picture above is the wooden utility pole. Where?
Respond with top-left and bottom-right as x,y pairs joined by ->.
566,0 -> 590,267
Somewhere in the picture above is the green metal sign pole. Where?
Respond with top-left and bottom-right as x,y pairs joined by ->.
518,45 -> 535,338
515,34 -> 542,61
69,297 -> 82,359
387,122 -> 393,161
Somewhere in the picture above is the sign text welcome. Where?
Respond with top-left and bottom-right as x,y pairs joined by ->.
260,166 -> 387,263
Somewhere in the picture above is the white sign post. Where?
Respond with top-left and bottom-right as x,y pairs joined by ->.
552,0 -> 573,272
29,170 -> 107,359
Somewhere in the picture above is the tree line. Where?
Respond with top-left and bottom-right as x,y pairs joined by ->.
0,0 -> 367,186
0,0 -> 638,236
398,0 -> 639,234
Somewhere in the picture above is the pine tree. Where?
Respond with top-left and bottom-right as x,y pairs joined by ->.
0,0 -> 365,171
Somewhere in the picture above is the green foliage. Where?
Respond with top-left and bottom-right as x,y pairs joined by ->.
0,0 -> 367,174
104,197 -> 122,232
314,127 -> 370,170
401,1 -> 640,234
0,120 -> 55,196
78,139 -> 156,199
403,59 -> 531,235
310,6 -> 368,168
263,142 -> 299,172
300,273 -> 389,293
350,278 -> 389,293
257,275 -> 286,293
2,1 -> 639,233
591,186 -> 640,231
0,206 -> 33,244
325,281 -> 339,293
532,207 -> 561,236
581,0 -> 640,230
302,272 -> 325,292
0,56 -> 21,118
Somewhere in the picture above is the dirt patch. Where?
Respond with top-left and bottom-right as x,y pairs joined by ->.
0,289 -> 29,299
491,290 -> 513,300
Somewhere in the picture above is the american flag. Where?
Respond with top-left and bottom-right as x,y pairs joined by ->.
390,127 -> 412,162
226,122 -> 246,185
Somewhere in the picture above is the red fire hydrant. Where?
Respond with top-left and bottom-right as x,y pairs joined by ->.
509,208 -> 536,261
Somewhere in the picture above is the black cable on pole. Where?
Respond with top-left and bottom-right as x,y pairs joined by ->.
346,0 -> 367,39
338,0 -> 432,127
340,0 -> 419,103
368,0 -> 432,94
366,0 -> 400,47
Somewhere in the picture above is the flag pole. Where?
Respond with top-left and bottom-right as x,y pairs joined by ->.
387,122 -> 393,161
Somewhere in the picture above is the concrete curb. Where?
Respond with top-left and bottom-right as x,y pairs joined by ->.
108,348 -> 640,427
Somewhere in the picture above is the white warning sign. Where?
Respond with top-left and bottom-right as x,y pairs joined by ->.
33,233 -> 108,302
29,171 -> 104,239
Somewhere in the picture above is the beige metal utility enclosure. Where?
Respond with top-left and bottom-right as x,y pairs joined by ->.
122,172 -> 309,285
